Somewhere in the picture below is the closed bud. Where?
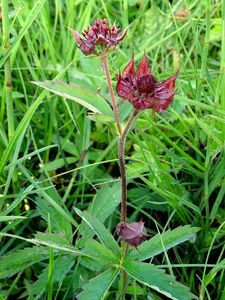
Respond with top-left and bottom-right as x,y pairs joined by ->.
117,221 -> 149,247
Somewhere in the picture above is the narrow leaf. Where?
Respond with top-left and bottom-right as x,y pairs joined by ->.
89,182 -> 121,220
77,182 -> 121,246
127,226 -> 200,261
123,261 -> 197,300
32,80 -> 113,116
32,232 -> 81,255
74,208 -> 120,256
77,268 -> 119,300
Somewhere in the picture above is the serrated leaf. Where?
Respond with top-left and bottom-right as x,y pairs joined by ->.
74,208 -> 120,256
32,80 -> 113,116
127,226 -> 200,261
0,246 -> 48,279
34,232 -> 72,247
77,268 -> 119,300
83,239 -> 119,265
122,261 -> 197,300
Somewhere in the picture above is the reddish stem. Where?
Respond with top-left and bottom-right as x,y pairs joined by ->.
101,48 -> 122,135
118,109 -> 138,224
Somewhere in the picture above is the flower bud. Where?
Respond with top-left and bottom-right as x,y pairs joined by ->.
117,221 -> 149,247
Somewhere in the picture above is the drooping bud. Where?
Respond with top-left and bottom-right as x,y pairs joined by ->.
117,221 -> 149,247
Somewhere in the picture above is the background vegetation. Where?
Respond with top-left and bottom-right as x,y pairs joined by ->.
0,0 -> 224,299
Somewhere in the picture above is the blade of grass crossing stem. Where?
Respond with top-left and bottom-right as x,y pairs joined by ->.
194,0 -> 211,168
2,0 -> 14,138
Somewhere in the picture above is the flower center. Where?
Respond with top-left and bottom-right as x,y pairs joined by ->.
137,75 -> 156,94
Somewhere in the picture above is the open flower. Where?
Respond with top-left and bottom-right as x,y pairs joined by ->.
116,54 -> 178,112
117,221 -> 149,247
70,18 -> 127,55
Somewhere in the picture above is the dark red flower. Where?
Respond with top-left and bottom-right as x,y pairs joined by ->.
70,18 -> 127,55
116,54 -> 178,112
117,221 -> 149,247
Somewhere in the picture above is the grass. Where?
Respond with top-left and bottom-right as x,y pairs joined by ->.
0,0 -> 225,299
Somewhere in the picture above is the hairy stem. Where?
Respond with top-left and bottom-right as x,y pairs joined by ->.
119,109 -> 138,224
101,48 -> 122,135
2,0 -> 14,138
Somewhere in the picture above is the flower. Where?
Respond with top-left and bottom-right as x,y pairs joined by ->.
117,221 -> 149,247
69,18 -> 127,55
116,54 -> 178,112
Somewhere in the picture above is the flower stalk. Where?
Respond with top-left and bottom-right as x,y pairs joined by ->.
118,109 -> 138,224
118,109 -> 138,300
101,47 -> 122,135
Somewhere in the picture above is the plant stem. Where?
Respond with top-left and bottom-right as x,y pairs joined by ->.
2,0 -> 14,138
101,47 -> 122,135
119,109 -> 138,300
119,109 -> 138,224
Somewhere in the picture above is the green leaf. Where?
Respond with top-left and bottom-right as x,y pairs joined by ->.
32,232 -> 80,254
127,226 -> 200,262
32,80 -> 113,116
122,261 -> 197,300
74,208 -> 120,256
77,182 -> 121,246
88,182 -> 121,220
83,239 -> 119,265
34,232 -> 72,247
204,258 -> 225,286
80,256 -> 107,272
0,246 -> 48,279
77,268 -> 119,300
